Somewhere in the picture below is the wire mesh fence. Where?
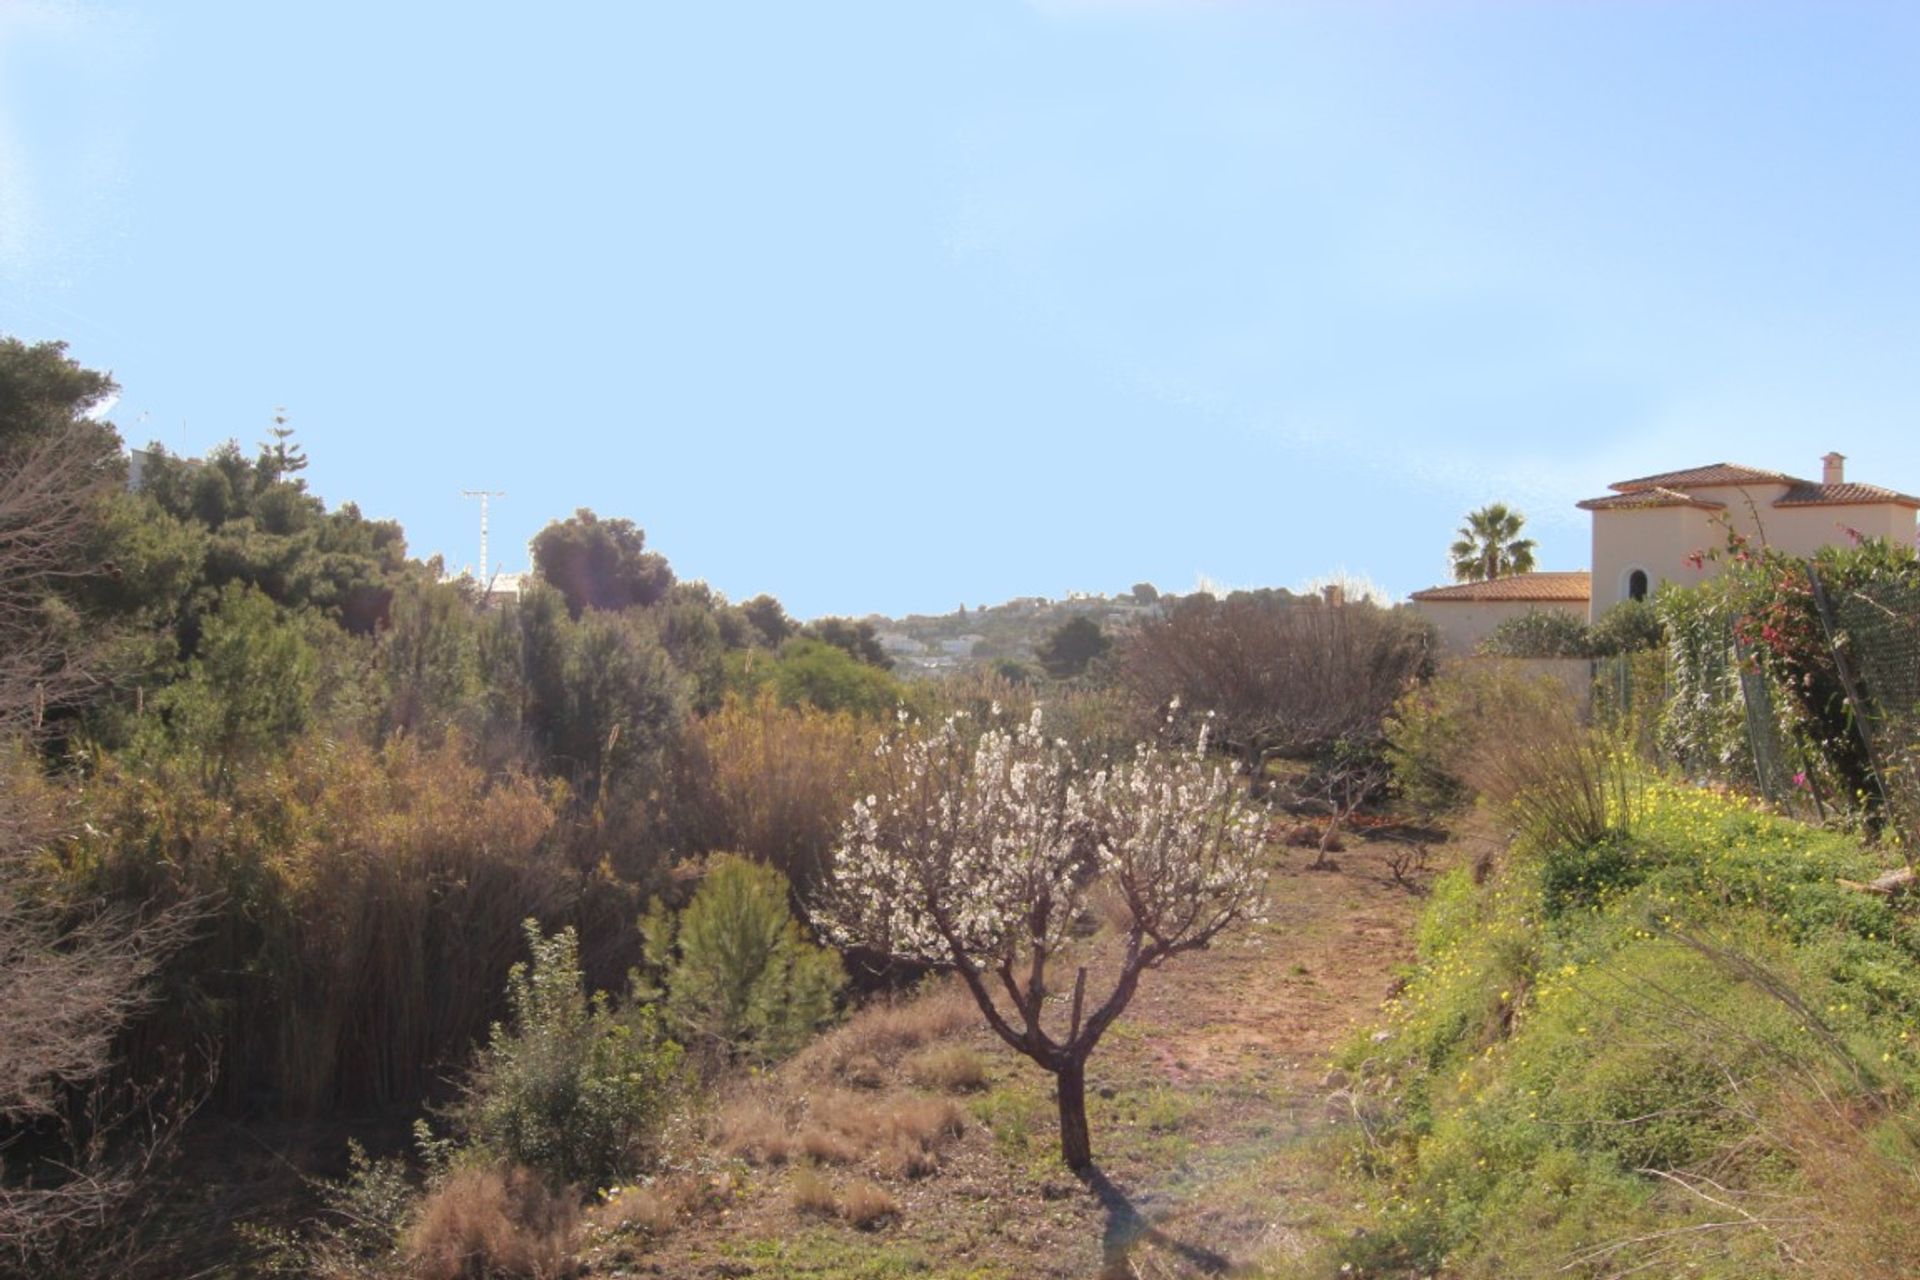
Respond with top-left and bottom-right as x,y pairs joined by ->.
1818,567 -> 1920,849
1565,555 -> 1920,840
1597,612 -> 1816,821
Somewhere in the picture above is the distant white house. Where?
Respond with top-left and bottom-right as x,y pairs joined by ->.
875,631 -> 926,657
1413,453 -> 1920,655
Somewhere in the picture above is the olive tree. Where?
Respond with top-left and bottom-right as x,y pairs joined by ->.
818,710 -> 1268,1173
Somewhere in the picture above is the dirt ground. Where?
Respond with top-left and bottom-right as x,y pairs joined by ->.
584,829 -> 1466,1280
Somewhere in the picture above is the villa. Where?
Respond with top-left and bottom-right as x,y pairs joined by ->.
1412,453 -> 1920,654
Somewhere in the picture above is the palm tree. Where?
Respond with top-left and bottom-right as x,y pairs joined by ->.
1450,503 -> 1537,582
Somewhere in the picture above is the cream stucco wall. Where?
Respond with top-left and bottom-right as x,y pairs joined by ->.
1589,505 -> 1719,617
1590,489 -> 1919,617
1413,598 -> 1588,656
1762,504 -> 1915,557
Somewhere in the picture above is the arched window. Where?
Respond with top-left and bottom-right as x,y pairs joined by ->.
1627,569 -> 1649,602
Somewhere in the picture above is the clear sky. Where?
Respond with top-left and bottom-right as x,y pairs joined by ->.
6,1 -> 1919,618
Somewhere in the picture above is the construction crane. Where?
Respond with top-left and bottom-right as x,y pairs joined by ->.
461,489 -> 507,583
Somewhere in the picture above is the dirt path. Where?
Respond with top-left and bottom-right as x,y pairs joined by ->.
592,834 -> 1452,1280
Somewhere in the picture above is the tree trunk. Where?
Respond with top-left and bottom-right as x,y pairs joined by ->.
1243,742 -> 1269,799
1056,1059 -> 1092,1173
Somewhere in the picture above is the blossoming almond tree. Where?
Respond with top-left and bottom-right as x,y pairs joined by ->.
818,709 -> 1269,1173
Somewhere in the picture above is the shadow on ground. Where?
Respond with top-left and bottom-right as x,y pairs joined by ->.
1084,1166 -> 1231,1278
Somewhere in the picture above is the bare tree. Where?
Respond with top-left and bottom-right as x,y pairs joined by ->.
1302,752 -> 1391,871
1117,595 -> 1431,791
0,417 -> 198,1271
818,711 -> 1269,1173
0,421 -> 120,731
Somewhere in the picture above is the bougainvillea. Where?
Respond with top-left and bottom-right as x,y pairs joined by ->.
1660,525 -> 1920,827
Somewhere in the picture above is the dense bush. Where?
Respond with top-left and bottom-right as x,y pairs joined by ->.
1117,595 -> 1432,783
729,636 -> 911,719
1480,600 -> 1665,660
1654,535 -> 1920,827
671,693 -> 876,895
76,733 -> 568,1113
1478,607 -> 1592,658
1586,598 -> 1664,656
143,581 -> 317,780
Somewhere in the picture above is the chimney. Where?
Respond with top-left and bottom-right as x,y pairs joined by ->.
1823,451 -> 1846,485
1323,583 -> 1345,608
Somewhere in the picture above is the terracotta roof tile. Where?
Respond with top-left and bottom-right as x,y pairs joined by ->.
1577,487 -> 1728,513
1410,571 -> 1591,603
1773,481 -> 1920,509
1609,463 -> 1795,492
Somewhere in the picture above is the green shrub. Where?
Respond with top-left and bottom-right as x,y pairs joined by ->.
1480,601 -> 1662,662
1479,607 -> 1593,659
641,855 -> 844,1065
727,637 -> 908,719
1586,598 -> 1664,656
460,921 -> 682,1188
146,581 -> 316,779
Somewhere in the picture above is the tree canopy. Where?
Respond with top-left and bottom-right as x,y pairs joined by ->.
531,508 -> 676,617
801,616 -> 892,669
1036,615 -> 1112,680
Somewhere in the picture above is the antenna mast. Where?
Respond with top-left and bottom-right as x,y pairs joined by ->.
461,490 -> 507,582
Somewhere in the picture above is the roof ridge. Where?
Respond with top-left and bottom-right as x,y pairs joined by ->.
1410,570 -> 1591,603
1609,462 -> 1798,493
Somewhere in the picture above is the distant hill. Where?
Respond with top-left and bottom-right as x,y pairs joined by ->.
854,585 -> 1311,677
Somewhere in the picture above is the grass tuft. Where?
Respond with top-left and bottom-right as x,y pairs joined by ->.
402,1164 -> 577,1280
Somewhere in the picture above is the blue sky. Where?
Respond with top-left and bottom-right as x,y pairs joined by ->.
6,1 -> 1919,618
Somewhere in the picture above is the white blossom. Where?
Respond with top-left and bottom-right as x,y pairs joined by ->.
818,711 -> 1270,1060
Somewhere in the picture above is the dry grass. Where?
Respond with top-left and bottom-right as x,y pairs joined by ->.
795,1124 -> 860,1166
587,1172 -> 721,1241
787,1171 -> 899,1230
794,983 -> 978,1087
789,1167 -> 838,1218
714,1097 -> 795,1166
402,1165 -> 578,1280
713,981 -> 980,1186
906,1045 -> 990,1093
802,1090 -> 967,1179
720,1085 -> 967,1179
837,1179 -> 899,1230
1763,1091 -> 1920,1280
1459,686 -> 1636,848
